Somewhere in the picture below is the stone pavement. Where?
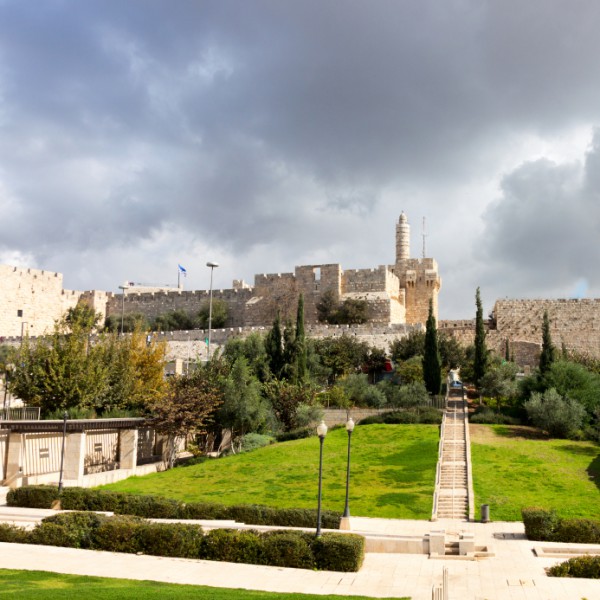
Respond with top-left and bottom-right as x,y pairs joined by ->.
0,502 -> 599,600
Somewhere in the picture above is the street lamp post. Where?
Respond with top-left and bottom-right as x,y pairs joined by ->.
315,419 -> 328,537
58,411 -> 68,492
340,417 -> 355,530
118,282 -> 129,335
206,261 -> 219,361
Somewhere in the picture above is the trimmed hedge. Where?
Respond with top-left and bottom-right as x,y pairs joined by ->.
7,486 -> 341,529
548,555 -> 600,578
522,507 -> 600,544
0,511 -> 364,572
358,408 -> 442,425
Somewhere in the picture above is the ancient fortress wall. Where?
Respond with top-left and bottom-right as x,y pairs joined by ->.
492,299 -> 600,358
0,265 -> 83,337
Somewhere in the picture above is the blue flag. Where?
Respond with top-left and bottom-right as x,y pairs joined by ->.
178,264 -> 187,276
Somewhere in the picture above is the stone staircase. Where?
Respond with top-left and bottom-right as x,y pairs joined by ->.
432,391 -> 473,521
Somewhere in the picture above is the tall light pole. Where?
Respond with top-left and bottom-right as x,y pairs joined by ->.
315,419 -> 328,537
20,321 -> 28,344
206,261 -> 219,361
341,417 -> 355,529
118,282 -> 129,335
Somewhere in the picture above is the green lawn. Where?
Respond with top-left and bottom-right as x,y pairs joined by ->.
471,424 -> 600,521
0,570 -> 408,599
101,424 -> 439,519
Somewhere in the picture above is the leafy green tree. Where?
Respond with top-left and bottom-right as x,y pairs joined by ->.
316,289 -> 338,323
541,360 -> 600,414
104,313 -> 149,333
479,361 -> 519,412
9,314 -> 110,415
396,356 -> 424,384
223,333 -> 272,382
539,310 -> 555,377
364,347 -> 387,383
313,335 -> 370,384
262,379 -> 317,431
338,373 -> 370,405
390,330 -> 425,363
524,388 -> 585,439
396,381 -> 430,409
315,290 -> 369,325
438,333 -> 467,370
146,360 -> 224,467
197,299 -> 228,329
422,301 -> 442,395
217,357 -> 269,450
473,287 -> 488,387
152,310 -> 195,332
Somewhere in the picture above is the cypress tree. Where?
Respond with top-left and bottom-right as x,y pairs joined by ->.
295,293 -> 307,383
539,310 -> 555,376
265,311 -> 285,378
422,300 -> 442,395
473,287 -> 487,387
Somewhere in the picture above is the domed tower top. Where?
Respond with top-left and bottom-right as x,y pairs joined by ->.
396,212 -> 410,262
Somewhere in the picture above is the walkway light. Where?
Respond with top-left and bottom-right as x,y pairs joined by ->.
206,261 -> 219,360
316,420 -> 328,537
342,417 -> 355,520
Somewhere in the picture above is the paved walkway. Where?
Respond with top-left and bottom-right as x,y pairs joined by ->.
0,503 -> 599,599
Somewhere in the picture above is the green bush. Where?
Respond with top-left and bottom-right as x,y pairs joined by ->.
179,501 -> 229,520
93,515 -> 145,554
7,485 -> 59,508
470,407 -> 521,425
521,507 -> 561,541
275,426 -> 314,442
548,555 -> 600,578
136,522 -> 204,558
238,433 -> 275,453
555,518 -> 600,544
262,531 -> 315,569
0,523 -> 30,544
312,533 -> 365,572
61,487 -> 122,512
9,486 -> 341,529
37,512 -> 107,549
201,528 -> 264,564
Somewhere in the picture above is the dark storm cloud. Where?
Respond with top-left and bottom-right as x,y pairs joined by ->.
2,0 -> 600,311
479,129 -> 600,297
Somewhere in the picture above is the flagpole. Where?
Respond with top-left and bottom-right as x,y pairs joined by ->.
178,268 -> 181,289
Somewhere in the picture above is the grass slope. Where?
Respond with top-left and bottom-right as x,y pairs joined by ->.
471,424 -> 600,521
0,570 -> 408,600
102,424 -> 439,519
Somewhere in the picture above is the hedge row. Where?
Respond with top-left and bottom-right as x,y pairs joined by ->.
358,408 -> 442,425
6,486 -> 341,529
522,507 -> 600,543
0,512 -> 364,572
547,555 -> 600,578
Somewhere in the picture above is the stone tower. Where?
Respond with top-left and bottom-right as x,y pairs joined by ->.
393,213 -> 442,324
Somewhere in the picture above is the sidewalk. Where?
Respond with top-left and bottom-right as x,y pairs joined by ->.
0,503 -> 599,600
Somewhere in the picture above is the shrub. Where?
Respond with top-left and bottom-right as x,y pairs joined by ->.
524,388 -> 586,438
136,522 -> 204,558
178,501 -> 229,520
555,518 -> 600,544
201,528 -> 264,564
93,515 -> 145,554
7,485 -> 59,508
36,512 -> 107,549
521,507 -> 560,541
238,433 -> 275,453
469,408 -> 521,425
312,533 -> 365,572
275,426 -> 314,442
29,522 -> 84,548
262,531 -> 315,569
61,487 -> 122,512
548,555 -> 600,578
0,523 -> 30,544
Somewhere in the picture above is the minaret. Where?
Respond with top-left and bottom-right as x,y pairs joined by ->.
396,212 -> 410,263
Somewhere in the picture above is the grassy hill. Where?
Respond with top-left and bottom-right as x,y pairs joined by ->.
471,424 -> 600,521
102,424 -> 439,520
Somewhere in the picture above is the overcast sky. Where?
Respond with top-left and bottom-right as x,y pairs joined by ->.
1,0 -> 600,319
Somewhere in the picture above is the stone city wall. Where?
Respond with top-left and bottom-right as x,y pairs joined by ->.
0,265 -> 83,337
